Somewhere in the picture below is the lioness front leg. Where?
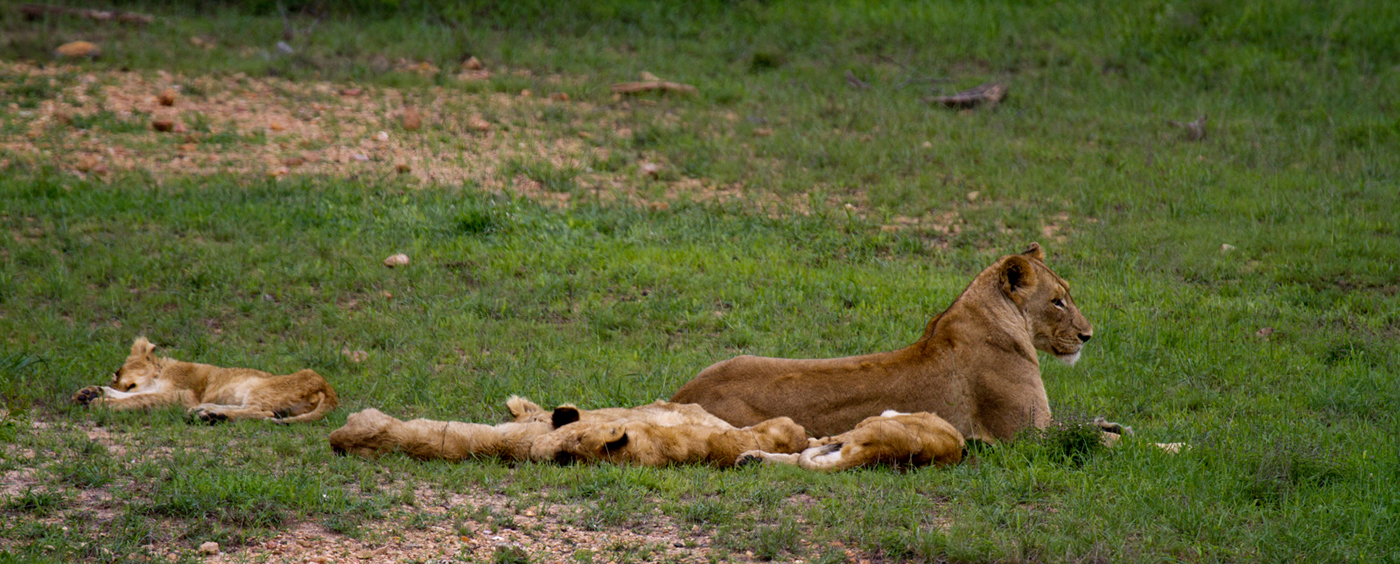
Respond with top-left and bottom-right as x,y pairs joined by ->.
735,450 -> 801,467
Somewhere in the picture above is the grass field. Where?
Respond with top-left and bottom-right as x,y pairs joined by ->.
2,1 -> 1398,562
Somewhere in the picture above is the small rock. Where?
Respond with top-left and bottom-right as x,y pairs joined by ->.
966,191 -> 980,202
1221,243 -> 1236,253
462,56 -> 483,71
395,162 -> 411,174
276,41 -> 295,55
468,116 -> 492,131
340,87 -> 363,97
351,153 -> 369,162
550,92 -> 569,102
402,107 -> 422,131
269,121 -> 287,132
922,141 -> 933,148
158,89 -> 177,106
375,131 -> 389,142
55,41 -> 101,59
383,253 -> 409,267
520,89 -> 532,97
198,541 -> 219,556
152,119 -> 175,132
75,155 -> 100,172
639,162 -> 662,179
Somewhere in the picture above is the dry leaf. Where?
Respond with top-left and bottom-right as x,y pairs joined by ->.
1221,243 -> 1236,253
966,191 -> 980,202
268,121 -> 286,132
753,128 -> 773,137
402,107 -> 422,131
383,253 -> 409,267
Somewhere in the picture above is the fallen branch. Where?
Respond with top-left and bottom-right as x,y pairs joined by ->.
18,3 -> 154,25
927,82 -> 1007,109
610,81 -> 698,95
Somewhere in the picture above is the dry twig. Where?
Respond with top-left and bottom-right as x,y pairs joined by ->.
927,82 -> 1007,109
610,81 -> 698,95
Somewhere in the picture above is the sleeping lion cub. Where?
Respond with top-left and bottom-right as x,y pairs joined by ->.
72,337 -> 339,423
328,396 -> 807,468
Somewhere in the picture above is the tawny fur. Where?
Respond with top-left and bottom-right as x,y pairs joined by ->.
671,243 -> 1094,442
72,337 -> 339,423
739,411 -> 965,471
328,396 -> 807,468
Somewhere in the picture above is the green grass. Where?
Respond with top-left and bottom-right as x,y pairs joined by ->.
2,0 -> 1399,562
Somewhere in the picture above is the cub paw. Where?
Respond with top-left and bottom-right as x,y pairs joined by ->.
72,386 -> 103,406
194,410 -> 228,424
734,452 -> 765,468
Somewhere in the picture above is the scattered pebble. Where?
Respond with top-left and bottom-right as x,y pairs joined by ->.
395,162 -> 411,174
158,88 -> 177,106
340,87 -> 363,96
639,162 -> 662,179
375,131 -> 389,142
198,541 -> 219,556
966,191 -> 980,202
462,56 -> 484,71
549,92 -> 569,102
383,253 -> 409,267
152,119 -> 174,132
468,116 -> 491,131
520,89 -> 532,97
55,41 -> 101,58
351,153 -> 369,162
1221,243 -> 1236,253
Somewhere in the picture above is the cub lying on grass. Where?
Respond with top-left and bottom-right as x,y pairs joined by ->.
328,396 -> 807,468
72,337 -> 339,423
738,410 -> 965,471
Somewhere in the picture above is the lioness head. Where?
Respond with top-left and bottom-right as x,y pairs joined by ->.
110,337 -> 162,392
999,243 -> 1093,365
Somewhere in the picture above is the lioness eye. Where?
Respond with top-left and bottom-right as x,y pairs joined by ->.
1052,298 -> 1065,308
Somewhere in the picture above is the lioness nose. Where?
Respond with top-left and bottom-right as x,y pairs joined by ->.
1078,332 -> 1092,343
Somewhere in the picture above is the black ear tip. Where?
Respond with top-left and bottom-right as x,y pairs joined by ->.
551,407 -> 581,428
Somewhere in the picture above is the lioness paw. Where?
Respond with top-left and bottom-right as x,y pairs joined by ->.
1092,417 -> 1132,436
72,386 -> 103,406
193,409 -> 228,424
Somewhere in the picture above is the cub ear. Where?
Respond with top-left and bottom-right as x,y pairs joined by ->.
1000,255 -> 1038,298
602,429 -> 629,452
1021,242 -> 1046,262
131,337 -> 157,359
506,395 -> 543,419
551,406 -> 581,428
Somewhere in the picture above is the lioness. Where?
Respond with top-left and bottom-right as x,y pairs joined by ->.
72,337 -> 339,423
738,410 -> 965,471
328,396 -> 808,468
671,243 -> 1093,442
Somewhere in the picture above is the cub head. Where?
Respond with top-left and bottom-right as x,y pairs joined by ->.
998,243 -> 1093,365
111,337 -> 162,392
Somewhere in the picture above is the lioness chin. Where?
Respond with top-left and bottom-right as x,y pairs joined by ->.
72,337 -> 339,423
672,243 -> 1094,442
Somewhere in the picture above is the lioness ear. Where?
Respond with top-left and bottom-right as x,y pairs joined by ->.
1021,242 -> 1046,262
551,406 -> 581,428
1000,255 -> 1038,298
602,430 -> 629,452
506,395 -> 543,419
131,337 -> 157,359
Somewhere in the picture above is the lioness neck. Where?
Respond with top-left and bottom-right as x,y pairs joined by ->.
160,359 -> 211,396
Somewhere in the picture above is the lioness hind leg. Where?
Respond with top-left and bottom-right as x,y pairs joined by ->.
189,404 -> 275,423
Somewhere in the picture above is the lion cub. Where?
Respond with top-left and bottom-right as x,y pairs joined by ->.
328,396 -> 808,468
72,337 -> 339,423
739,410 -> 965,471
